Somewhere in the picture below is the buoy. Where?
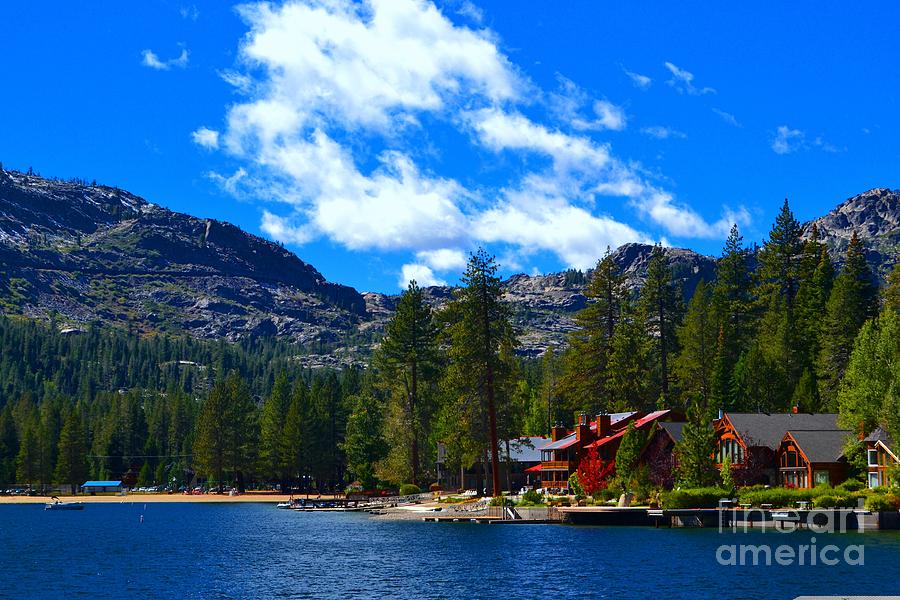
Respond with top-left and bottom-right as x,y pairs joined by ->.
140,515 -> 144,523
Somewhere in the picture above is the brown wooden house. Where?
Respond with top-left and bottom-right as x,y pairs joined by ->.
865,427 -> 898,489
777,430 -> 851,488
714,412 -> 844,486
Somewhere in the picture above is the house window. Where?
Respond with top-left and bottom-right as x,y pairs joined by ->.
869,472 -> 880,489
868,449 -> 879,467
786,451 -> 797,468
814,470 -> 830,486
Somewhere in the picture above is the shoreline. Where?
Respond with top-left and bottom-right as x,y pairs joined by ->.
0,493 -> 340,504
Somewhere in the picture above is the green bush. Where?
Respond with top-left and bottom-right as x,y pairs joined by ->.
519,489 -> 545,506
865,493 -> 900,512
399,483 -> 421,496
660,487 -> 730,509
836,479 -> 865,493
489,496 -> 513,506
737,486 -> 834,508
813,494 -> 855,509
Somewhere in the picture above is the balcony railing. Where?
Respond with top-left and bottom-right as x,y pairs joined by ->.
541,460 -> 575,471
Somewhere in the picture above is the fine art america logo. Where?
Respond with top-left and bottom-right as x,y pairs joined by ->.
715,504 -> 866,567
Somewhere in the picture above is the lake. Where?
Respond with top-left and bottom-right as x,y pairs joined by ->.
1,503 -> 899,598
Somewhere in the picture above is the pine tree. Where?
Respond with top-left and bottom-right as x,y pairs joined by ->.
755,199 -> 805,397
794,228 -> 833,384
281,381 -> 309,490
883,261 -> 900,315
16,424 -> 40,488
675,280 -> 717,407
193,371 -> 257,492
614,421 -> 647,492
342,393 -> 387,490
837,310 -> 898,435
638,245 -> 684,407
259,370 -> 291,485
441,248 -> 513,496
559,249 -> 626,414
675,399 -> 717,487
818,232 -> 877,406
54,409 -> 88,492
606,299 -> 652,411
374,280 -> 439,486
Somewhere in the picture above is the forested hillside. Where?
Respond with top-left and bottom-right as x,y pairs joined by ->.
0,177 -> 898,495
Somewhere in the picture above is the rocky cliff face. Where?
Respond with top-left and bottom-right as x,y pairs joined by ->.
362,246 -> 716,357
802,187 -> 900,278
2,169 -> 897,363
0,170 -> 366,351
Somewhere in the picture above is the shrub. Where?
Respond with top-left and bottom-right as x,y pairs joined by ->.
836,479 -> 865,493
813,494 -> 855,509
399,483 -> 421,496
489,496 -> 513,507
737,486 -> 833,508
660,487 -> 730,509
519,489 -> 545,506
866,493 -> 900,512
429,483 -> 442,493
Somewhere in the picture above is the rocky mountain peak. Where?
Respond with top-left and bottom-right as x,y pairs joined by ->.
803,187 -> 899,278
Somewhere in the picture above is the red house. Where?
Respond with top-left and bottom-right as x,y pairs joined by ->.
539,410 -> 679,492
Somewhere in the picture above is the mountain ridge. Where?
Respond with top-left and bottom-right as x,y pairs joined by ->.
1,167 -> 897,362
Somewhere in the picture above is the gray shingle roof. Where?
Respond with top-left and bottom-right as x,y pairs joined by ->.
788,430 -> 853,463
726,413 -> 841,450
659,421 -> 685,443
864,426 -> 894,445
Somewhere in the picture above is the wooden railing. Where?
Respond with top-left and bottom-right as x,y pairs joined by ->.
541,461 -> 575,471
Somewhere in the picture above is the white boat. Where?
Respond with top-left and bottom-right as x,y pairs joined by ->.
45,500 -> 84,511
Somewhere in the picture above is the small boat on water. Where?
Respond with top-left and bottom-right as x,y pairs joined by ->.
45,497 -> 84,511
276,499 -> 303,509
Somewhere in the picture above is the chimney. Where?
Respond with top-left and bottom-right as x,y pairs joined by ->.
596,413 -> 612,438
575,412 -> 590,442
858,421 -> 866,441
791,406 -> 799,414
551,422 -> 567,442
717,408 -> 724,420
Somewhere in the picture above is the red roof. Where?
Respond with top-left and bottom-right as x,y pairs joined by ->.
524,464 -> 542,473
585,410 -> 672,449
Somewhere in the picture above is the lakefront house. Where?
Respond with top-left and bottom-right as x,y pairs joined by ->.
865,426 -> 899,489
713,411 -> 851,488
538,410 -> 680,491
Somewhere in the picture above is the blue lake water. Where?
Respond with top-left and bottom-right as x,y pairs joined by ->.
1,503 -> 899,599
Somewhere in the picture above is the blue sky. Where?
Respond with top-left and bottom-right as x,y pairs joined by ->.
1,1 -> 898,292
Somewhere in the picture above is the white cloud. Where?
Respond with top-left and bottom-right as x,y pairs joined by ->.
233,0 -> 520,132
180,5 -> 200,20
456,1 -> 483,23
813,136 -> 840,153
198,0 -> 745,288
472,182 -> 650,269
592,100 -> 626,131
260,210 -> 313,244
191,127 -> 220,149
549,77 -> 625,131
712,108 -> 741,127
772,125 -> 804,154
641,126 -> 686,140
141,48 -> 189,70
416,248 -> 467,271
636,192 -> 750,239
207,168 -> 247,195
399,263 -> 446,288
664,61 -> 715,95
623,67 -> 651,90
